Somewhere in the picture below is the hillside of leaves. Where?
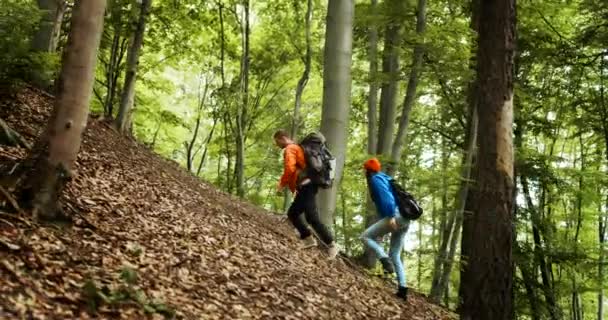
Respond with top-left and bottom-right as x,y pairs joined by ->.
0,85 -> 456,319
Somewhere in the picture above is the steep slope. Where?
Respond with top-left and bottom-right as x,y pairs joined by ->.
0,86 -> 456,319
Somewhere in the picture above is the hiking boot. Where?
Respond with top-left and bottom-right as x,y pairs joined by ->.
301,236 -> 317,249
380,257 -> 395,274
327,244 -> 338,260
396,286 -> 408,301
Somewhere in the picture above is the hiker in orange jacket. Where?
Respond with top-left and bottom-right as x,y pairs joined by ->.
273,129 -> 338,259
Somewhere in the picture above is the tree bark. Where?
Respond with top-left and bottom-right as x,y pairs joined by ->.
317,0 -> 354,228
600,194 -> 607,320
522,174 -> 560,320
376,0 -> 404,156
32,0 -> 67,53
387,0 -> 427,175
103,3 -> 127,118
21,0 -> 106,220
186,79 -> 209,172
458,0 -> 516,317
115,0 -> 152,133
235,0 -> 250,198
599,60 -> 607,320
367,0 -> 379,155
515,244 -> 542,320
431,105 -> 478,303
283,0 -> 313,211
359,0 -> 380,269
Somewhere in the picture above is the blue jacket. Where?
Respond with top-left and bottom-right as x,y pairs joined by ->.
368,172 -> 397,218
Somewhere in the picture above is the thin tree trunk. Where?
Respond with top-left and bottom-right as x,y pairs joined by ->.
32,0 -> 67,53
418,219 -> 423,286
186,79 -> 209,172
283,0 -> 313,211
149,118 -> 161,149
21,0 -> 106,220
431,106 -> 478,303
367,0 -> 379,154
341,185 -> 350,255
599,60 -> 607,320
235,0 -> 250,198
115,0 -> 152,133
430,108 -> 450,301
387,0 -> 427,175
31,0 -> 67,88
516,247 -> 542,320
360,0 -> 380,269
458,0 -> 516,317
103,6 -> 125,118
291,0 -> 312,139
317,0 -> 354,228
376,0 -> 404,155
600,194 -> 607,320
521,173 -> 560,320
196,114 -> 218,176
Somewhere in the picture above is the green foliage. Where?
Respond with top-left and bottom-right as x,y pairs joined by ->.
82,266 -> 175,318
0,0 -> 58,84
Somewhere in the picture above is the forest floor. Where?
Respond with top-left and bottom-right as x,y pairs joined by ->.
0,85 -> 456,319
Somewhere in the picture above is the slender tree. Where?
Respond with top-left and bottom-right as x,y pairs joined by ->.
318,0 -> 354,227
115,0 -> 152,133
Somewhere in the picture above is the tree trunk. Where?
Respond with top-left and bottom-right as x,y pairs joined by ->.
600,194 -> 607,320
387,0 -> 427,175
360,0 -> 380,269
376,0 -> 404,156
20,0 -> 106,220
431,105 -> 478,303
235,0 -> 250,198
458,0 -> 516,317
432,2 -> 480,298
149,118 -> 161,149
196,113 -> 218,177
186,79 -> 209,172
317,0 -> 354,228
367,0 -> 379,155
103,5 -> 127,118
522,174 -> 561,320
599,58 -> 607,320
115,0 -> 152,133
515,244 -> 542,320
32,0 -> 67,53
417,218 -> 423,286
283,0 -> 313,211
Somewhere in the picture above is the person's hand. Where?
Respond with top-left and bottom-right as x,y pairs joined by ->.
388,217 -> 398,231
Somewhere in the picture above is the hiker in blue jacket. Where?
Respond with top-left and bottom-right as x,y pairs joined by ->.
360,157 -> 410,300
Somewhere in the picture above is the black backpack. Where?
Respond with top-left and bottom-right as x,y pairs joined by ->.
389,179 -> 423,220
298,132 -> 336,189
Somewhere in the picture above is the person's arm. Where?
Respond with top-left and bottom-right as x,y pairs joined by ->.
278,145 -> 297,189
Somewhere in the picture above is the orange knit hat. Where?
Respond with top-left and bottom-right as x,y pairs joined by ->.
363,158 -> 381,172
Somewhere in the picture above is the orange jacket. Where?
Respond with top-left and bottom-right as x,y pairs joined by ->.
279,143 -> 306,193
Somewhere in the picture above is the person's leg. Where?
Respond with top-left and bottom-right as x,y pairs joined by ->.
389,215 -> 409,299
301,185 -> 334,245
287,189 -> 312,240
360,217 -> 392,260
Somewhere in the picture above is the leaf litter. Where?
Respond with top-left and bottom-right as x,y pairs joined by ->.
0,86 -> 457,319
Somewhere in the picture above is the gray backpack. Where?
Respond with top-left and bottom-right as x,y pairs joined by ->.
298,132 -> 336,188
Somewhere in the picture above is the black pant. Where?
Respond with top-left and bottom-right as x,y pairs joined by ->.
287,184 -> 334,245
